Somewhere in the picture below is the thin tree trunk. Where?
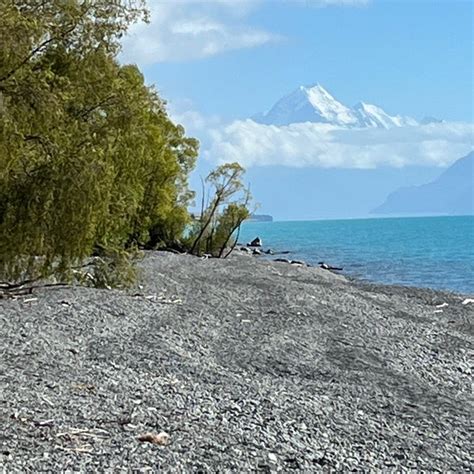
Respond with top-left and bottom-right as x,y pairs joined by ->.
189,194 -> 222,255
221,220 -> 244,258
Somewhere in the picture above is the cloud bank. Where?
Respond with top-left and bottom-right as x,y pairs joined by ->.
198,119 -> 473,169
168,95 -> 473,171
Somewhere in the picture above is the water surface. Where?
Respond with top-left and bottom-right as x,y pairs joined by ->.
240,216 -> 474,294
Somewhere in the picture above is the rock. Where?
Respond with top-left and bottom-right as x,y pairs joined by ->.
290,260 -> 306,266
318,262 -> 343,271
137,432 -> 170,446
264,249 -> 274,255
252,248 -> 262,256
240,247 -> 252,253
274,258 -> 291,264
247,237 -> 262,247
268,453 -> 278,463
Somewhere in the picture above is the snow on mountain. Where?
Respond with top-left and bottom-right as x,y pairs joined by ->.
353,102 -> 418,128
304,84 -> 359,126
255,84 -> 358,126
254,84 -> 419,129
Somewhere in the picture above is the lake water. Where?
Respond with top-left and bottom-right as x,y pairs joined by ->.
240,215 -> 474,294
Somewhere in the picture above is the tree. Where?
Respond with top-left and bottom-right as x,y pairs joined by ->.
0,1 -> 198,287
214,202 -> 251,258
188,163 -> 252,257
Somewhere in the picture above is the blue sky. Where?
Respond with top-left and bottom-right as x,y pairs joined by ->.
129,0 -> 473,122
121,0 -> 473,219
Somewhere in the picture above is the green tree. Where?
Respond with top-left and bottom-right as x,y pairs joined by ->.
214,202 -> 251,258
0,0 -> 198,287
188,163 -> 252,257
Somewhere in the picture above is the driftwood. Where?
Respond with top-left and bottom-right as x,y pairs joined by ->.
1,282 -> 70,298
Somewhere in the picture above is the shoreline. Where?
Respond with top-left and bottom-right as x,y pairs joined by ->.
342,272 -> 474,299
1,251 -> 472,471
240,214 -> 474,295
239,245 -> 474,298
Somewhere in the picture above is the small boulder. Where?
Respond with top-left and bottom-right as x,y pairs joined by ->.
247,237 -> 262,247
137,432 -> 170,446
318,262 -> 343,271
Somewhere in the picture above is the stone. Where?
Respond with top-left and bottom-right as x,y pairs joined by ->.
248,237 -> 262,247
137,432 -> 170,446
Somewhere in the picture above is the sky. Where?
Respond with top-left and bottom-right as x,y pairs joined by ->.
120,0 -> 473,220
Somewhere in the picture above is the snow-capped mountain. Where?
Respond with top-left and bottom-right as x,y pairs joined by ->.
353,101 -> 418,128
253,84 -> 419,129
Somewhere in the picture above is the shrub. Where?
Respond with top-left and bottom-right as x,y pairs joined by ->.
0,1 -> 198,286
187,163 -> 252,257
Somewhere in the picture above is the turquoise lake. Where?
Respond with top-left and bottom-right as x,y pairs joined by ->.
240,215 -> 474,294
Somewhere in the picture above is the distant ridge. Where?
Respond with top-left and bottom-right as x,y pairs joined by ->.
253,84 -> 420,129
372,151 -> 474,216
247,214 -> 273,222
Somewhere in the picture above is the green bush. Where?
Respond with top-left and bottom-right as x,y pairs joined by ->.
187,163 -> 252,257
0,0 -> 198,285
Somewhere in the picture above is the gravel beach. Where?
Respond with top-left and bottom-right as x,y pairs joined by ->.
1,251 -> 473,472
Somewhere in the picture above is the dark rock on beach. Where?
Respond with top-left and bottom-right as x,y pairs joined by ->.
290,260 -> 306,266
239,246 -> 252,253
1,251 -> 472,472
319,261 -> 343,271
248,237 -> 262,247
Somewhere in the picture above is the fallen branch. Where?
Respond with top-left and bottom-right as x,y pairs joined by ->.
0,282 -> 70,298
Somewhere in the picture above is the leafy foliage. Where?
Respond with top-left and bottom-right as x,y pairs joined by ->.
187,163 -> 251,257
0,0 -> 198,285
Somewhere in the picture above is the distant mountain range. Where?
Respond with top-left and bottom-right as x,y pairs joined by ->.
372,151 -> 474,216
253,83 -> 439,129
246,83 -> 471,219
247,214 -> 273,222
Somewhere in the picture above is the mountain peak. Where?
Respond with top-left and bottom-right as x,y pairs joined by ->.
303,83 -> 330,94
354,101 -> 372,110
254,83 -> 421,129
302,82 -> 324,90
255,83 -> 358,127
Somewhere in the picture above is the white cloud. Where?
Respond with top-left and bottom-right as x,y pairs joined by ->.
167,99 -> 220,146
120,1 -> 278,64
203,119 -> 474,169
121,0 -> 371,65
